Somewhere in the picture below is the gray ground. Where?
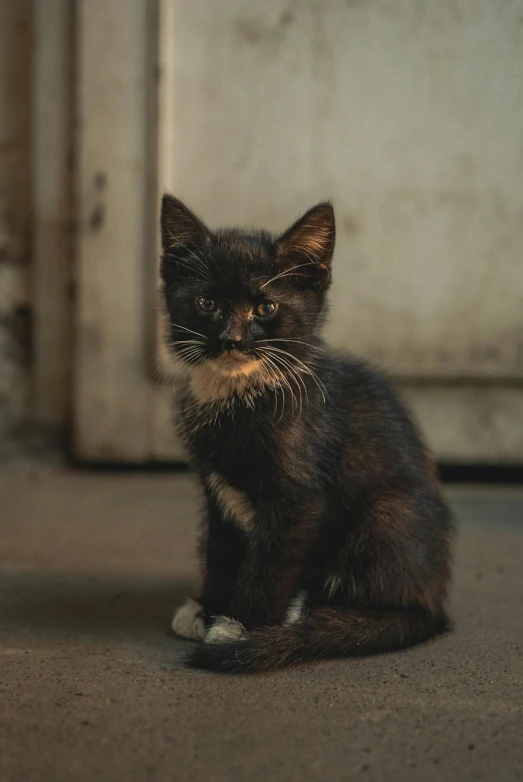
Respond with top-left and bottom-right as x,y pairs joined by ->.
0,468 -> 522,782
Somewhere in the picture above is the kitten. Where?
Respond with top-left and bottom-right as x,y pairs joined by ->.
161,194 -> 453,673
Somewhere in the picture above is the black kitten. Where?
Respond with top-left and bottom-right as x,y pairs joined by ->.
161,194 -> 453,673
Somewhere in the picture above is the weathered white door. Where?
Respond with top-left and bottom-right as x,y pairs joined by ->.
74,0 -> 523,463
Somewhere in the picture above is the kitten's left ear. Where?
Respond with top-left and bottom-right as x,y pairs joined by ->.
275,202 -> 335,289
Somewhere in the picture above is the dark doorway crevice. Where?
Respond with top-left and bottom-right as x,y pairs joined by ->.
438,464 -> 523,485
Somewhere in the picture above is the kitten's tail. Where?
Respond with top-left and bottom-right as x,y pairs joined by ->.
187,606 -> 450,674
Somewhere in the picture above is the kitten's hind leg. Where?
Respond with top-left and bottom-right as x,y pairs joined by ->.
171,598 -> 206,640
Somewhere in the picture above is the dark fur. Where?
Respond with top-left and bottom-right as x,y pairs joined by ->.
161,194 -> 453,673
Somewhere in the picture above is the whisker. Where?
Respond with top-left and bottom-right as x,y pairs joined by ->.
183,247 -> 209,266
177,347 -> 206,368
260,349 -> 307,417
263,360 -> 281,421
257,337 -> 324,352
262,345 -> 327,395
259,345 -> 327,404
176,342 -> 205,355
176,254 -> 209,274
170,323 -> 207,339
177,345 -> 205,358
258,356 -> 288,423
259,262 -> 319,290
259,353 -> 293,398
270,352 -> 310,412
258,351 -> 299,416
170,339 -> 206,346
164,231 -> 209,265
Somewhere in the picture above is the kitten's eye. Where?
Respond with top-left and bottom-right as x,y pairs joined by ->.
254,301 -> 277,318
196,297 -> 217,313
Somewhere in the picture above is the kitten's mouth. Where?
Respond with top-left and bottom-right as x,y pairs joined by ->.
214,350 -> 259,375
221,349 -> 250,362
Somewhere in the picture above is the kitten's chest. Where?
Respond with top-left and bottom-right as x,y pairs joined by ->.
179,398 -> 276,488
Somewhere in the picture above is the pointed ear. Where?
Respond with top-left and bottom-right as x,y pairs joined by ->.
275,202 -> 335,288
160,194 -> 211,252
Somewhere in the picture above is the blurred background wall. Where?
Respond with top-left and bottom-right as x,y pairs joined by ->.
171,0 -> 523,380
1,0 -> 522,465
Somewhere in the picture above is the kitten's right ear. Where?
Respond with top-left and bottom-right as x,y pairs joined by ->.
160,194 -> 211,252
275,202 -> 335,290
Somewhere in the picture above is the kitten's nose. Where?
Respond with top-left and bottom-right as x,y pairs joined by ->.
219,321 -> 244,349
221,337 -> 244,352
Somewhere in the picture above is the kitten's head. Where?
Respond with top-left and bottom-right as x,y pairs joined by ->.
160,195 -> 335,383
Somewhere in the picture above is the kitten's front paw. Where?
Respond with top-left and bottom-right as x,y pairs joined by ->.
171,598 -> 205,640
205,616 -> 247,644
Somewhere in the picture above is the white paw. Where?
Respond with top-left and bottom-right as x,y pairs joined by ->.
171,598 -> 205,640
284,591 -> 307,625
205,616 -> 247,644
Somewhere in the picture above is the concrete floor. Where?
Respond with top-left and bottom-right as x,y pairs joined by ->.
0,468 -> 522,782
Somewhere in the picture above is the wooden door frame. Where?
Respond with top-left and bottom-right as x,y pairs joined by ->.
32,0 -> 75,430
72,0 -> 183,462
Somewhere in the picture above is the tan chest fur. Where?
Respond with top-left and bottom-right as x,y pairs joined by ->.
206,472 -> 255,531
